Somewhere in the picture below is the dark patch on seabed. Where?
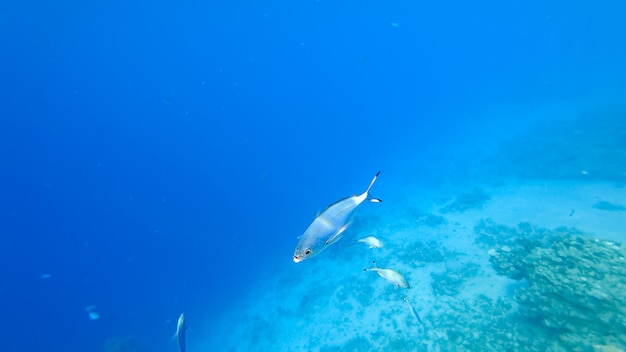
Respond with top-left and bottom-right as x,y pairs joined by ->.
440,188 -> 491,213
593,200 -> 626,211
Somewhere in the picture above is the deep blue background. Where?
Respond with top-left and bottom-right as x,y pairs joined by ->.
1,0 -> 625,350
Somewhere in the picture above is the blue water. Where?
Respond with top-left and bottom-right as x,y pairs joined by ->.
1,1 -> 625,351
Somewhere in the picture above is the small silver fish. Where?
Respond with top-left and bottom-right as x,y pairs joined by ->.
175,313 -> 186,352
364,261 -> 410,288
293,172 -> 382,263
357,236 -> 384,248
85,305 -> 100,320
404,297 -> 422,324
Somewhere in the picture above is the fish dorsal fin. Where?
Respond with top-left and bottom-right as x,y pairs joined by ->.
364,171 -> 381,195
325,195 -> 354,209
358,171 -> 382,202
324,171 -> 382,211
364,261 -> 379,272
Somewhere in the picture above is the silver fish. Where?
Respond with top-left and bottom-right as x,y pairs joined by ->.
357,236 -> 384,248
405,297 -> 422,324
364,261 -> 410,288
175,313 -> 186,352
293,171 -> 382,263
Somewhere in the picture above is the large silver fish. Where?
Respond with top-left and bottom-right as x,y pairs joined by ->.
293,171 -> 381,263
175,313 -> 186,352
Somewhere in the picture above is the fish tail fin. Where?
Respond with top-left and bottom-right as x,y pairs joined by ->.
363,260 -> 378,271
365,171 -> 380,194
361,171 -> 382,202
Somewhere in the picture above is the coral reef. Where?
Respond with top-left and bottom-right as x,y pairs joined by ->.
487,224 -> 626,351
420,221 -> 626,351
474,219 -> 552,251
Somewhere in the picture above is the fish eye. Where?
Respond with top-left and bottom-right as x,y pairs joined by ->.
304,248 -> 311,255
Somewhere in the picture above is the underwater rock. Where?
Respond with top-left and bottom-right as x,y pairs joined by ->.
440,188 -> 490,213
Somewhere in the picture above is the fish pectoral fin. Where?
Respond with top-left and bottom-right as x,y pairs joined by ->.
324,231 -> 343,246
325,223 -> 351,245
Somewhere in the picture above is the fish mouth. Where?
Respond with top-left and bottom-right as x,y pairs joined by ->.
293,256 -> 303,263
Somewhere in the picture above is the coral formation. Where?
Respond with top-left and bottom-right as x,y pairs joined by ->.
474,219 -> 552,251
486,223 -> 626,350
419,221 -> 626,351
